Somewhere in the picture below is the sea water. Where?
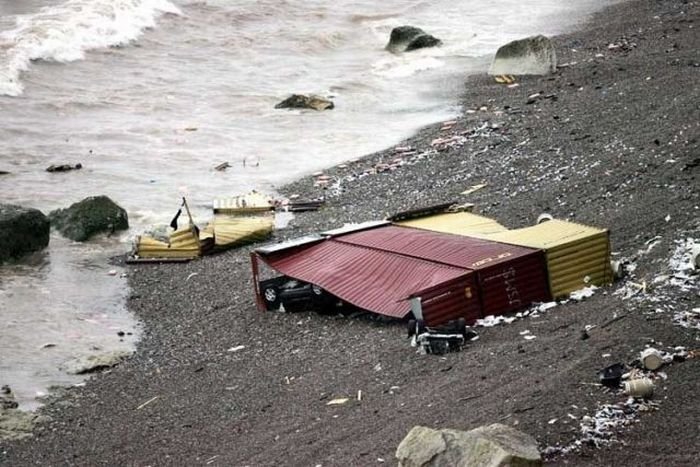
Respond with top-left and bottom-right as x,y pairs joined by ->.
0,0 -> 611,408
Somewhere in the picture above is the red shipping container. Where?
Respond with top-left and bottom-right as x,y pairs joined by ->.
335,225 -> 551,317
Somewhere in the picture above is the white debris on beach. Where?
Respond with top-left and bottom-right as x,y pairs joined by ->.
544,397 -> 657,458
614,236 -> 699,329
570,286 -> 598,301
474,294 -> 588,329
316,121 -> 506,198
545,344 -> 692,459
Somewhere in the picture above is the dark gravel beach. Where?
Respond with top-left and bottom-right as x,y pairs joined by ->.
2,0 -> 699,465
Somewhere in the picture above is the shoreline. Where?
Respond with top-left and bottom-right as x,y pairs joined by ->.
2,0 -> 699,465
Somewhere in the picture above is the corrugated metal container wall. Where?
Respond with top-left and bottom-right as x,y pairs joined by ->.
476,255 -> 550,317
412,276 -> 481,326
475,220 -> 612,298
397,212 -> 508,236
259,240 -> 472,319
336,225 -> 551,316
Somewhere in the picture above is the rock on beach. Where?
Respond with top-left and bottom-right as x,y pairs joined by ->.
489,35 -> 557,75
396,424 -> 542,467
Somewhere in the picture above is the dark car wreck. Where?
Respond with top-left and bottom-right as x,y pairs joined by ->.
259,276 -> 339,312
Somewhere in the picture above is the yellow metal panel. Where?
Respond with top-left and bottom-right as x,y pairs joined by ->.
483,219 -> 606,249
137,227 -> 204,259
210,215 -> 273,247
213,191 -> 274,214
398,212 -> 508,236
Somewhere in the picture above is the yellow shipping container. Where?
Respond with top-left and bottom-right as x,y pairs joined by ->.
475,220 -> 612,298
399,213 -> 612,299
398,211 -> 509,236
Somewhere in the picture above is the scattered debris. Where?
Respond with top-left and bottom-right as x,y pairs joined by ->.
214,162 -> 231,171
461,183 -> 488,195
536,213 -> 553,224
276,197 -> 325,212
227,345 -> 246,352
136,396 -> 160,410
494,75 -> 516,84
614,236 -> 699,329
570,286 -> 597,301
46,163 -> 82,173
408,319 -> 478,355
624,378 -> 654,398
134,195 -> 273,261
598,363 -> 625,388
640,348 -> 664,371
326,398 -> 349,406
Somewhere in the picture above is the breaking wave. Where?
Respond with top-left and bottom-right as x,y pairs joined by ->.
0,0 -> 181,96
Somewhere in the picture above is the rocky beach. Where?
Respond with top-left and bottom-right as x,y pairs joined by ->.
2,0 -> 699,465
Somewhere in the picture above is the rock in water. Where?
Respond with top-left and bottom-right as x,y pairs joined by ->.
0,408 -> 40,441
0,204 -> 50,263
46,163 -> 82,173
489,35 -> 557,76
386,26 -> 442,53
62,350 -> 132,375
275,94 -> 334,111
49,195 -> 129,242
396,423 -> 542,467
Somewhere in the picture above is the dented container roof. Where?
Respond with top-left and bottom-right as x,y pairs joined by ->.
397,211 -> 508,236
335,225 -> 539,270
259,240 -> 471,318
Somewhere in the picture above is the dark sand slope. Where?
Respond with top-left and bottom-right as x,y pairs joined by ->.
2,0 -> 698,465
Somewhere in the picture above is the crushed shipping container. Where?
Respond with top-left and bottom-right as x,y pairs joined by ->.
252,238 -> 481,324
334,225 -> 551,318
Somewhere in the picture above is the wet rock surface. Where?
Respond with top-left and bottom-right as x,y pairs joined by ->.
386,25 -> 442,53
48,195 -> 129,242
61,351 -> 133,375
1,1 -> 698,465
275,94 -> 334,111
396,424 -> 541,467
489,35 -> 557,76
0,204 -> 50,263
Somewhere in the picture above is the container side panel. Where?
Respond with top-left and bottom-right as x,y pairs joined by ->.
478,252 -> 551,316
418,275 -> 482,326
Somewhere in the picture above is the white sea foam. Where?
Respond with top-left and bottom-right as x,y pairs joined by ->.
0,0 -> 181,96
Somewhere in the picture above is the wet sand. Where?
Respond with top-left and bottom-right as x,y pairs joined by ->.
1,0 -> 699,465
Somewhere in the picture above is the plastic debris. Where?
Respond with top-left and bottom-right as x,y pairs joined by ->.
326,398 -> 349,406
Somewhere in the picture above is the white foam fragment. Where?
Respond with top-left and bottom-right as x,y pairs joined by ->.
570,286 -> 598,301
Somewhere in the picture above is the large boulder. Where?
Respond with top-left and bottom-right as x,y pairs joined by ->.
396,424 -> 542,467
489,35 -> 557,76
49,195 -> 128,242
275,94 -> 334,111
386,26 -> 442,53
0,204 -> 50,263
